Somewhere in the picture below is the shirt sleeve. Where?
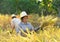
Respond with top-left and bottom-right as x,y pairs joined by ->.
29,23 -> 34,30
11,20 -> 15,28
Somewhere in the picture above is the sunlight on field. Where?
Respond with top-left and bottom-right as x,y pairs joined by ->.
0,14 -> 60,42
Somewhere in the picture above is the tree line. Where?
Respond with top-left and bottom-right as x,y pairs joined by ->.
0,0 -> 60,15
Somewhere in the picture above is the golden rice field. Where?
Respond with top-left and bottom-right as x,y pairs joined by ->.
0,14 -> 60,42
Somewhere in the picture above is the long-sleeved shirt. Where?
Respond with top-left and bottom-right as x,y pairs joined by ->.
11,18 -> 21,33
19,22 -> 34,31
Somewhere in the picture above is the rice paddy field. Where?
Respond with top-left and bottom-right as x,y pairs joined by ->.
0,14 -> 60,42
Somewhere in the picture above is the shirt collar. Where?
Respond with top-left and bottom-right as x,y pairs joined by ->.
21,22 -> 28,25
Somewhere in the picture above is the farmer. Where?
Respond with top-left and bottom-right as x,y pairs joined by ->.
19,11 -> 40,35
11,14 -> 21,34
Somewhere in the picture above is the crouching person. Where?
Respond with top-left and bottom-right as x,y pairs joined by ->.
11,14 -> 21,34
19,11 -> 40,36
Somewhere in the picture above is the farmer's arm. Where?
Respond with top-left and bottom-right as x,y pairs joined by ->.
11,21 -> 15,33
29,23 -> 34,30
29,23 -> 40,31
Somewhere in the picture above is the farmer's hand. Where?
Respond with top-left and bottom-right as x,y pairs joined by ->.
34,27 -> 40,32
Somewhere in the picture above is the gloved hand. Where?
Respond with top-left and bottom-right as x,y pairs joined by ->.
34,27 -> 40,32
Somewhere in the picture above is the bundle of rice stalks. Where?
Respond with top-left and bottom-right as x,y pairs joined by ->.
38,15 -> 58,30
